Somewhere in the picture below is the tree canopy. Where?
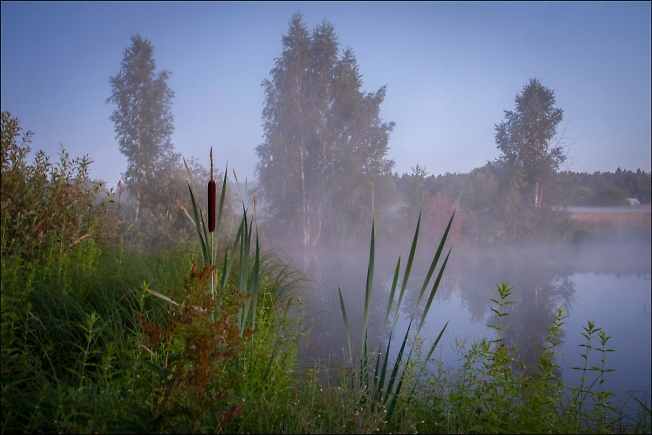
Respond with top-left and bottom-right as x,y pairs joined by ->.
256,13 -> 395,247
457,80 -> 567,242
495,78 -> 565,210
106,34 -> 178,219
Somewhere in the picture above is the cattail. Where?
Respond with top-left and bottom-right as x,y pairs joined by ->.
208,147 -> 216,232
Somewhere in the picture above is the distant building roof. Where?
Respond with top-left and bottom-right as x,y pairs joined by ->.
626,198 -> 641,205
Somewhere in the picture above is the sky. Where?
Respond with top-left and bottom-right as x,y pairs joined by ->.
2,2 -> 650,190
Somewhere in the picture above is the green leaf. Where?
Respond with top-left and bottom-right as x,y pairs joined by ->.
394,211 -> 421,328
384,256 -> 401,328
338,286 -> 352,360
415,211 -> 455,309
417,249 -> 451,334
145,287 -> 178,306
425,320 -> 449,362
362,218 -> 375,345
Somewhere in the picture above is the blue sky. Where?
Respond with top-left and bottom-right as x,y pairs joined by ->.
2,2 -> 650,189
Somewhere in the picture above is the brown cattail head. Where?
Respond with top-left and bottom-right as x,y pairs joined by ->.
208,147 -> 216,232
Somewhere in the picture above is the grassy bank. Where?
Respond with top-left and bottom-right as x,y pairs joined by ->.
567,206 -> 651,242
570,206 -> 650,227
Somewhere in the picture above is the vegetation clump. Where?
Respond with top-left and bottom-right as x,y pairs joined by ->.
1,112 -> 107,261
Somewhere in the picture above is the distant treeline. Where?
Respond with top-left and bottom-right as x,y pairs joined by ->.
380,166 -> 651,245
557,168 -> 651,205
394,168 -> 651,207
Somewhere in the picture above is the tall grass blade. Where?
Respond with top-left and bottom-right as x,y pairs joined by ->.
185,181 -> 209,265
238,210 -> 251,334
260,298 -> 295,385
386,347 -> 413,421
383,320 -> 412,406
384,257 -> 401,327
393,211 -> 421,328
261,348 -> 277,385
249,232 -> 260,331
219,248 -> 229,301
213,168 -> 228,257
338,286 -> 352,359
362,219 -> 375,341
373,343 -> 382,398
375,331 -> 393,402
183,158 -> 210,265
144,288 -> 179,306
360,333 -> 370,396
425,320 -> 449,362
415,211 -> 455,308
221,218 -> 244,289
239,208 -> 248,294
417,249 -> 451,334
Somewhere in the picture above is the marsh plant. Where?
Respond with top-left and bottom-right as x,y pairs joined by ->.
337,205 -> 454,422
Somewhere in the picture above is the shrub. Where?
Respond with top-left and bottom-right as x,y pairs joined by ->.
1,111 -> 106,260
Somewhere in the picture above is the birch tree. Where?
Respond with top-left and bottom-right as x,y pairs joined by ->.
106,34 -> 177,220
256,14 -> 395,247
495,78 -> 565,211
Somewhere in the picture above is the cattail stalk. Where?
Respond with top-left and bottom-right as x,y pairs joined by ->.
208,148 -> 216,233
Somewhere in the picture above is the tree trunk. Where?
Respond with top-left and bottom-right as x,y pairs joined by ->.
135,190 -> 140,221
537,183 -> 544,209
135,102 -> 142,221
311,204 -> 322,247
295,66 -> 311,248
534,181 -> 544,210
300,145 -> 309,247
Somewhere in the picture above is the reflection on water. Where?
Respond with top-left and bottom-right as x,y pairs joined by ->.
558,273 -> 651,399
282,239 -> 651,400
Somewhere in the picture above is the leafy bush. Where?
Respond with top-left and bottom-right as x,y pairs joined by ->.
1,112 -> 106,260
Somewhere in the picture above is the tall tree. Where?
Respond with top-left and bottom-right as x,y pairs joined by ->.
256,14 -> 395,247
495,78 -> 565,210
106,34 -> 177,220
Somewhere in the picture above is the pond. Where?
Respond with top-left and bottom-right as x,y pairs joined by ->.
286,238 -> 651,409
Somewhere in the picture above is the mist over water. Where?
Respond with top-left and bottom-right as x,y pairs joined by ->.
269,224 -> 651,404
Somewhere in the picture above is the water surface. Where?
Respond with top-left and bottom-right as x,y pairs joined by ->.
288,239 -> 651,405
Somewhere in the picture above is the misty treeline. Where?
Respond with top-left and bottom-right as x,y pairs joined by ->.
254,15 -> 650,247
406,167 -> 651,209
3,16 -> 650,257
391,165 -> 650,244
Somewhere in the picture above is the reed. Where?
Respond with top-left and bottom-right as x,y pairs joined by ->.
338,196 -> 455,421
180,150 -> 286,343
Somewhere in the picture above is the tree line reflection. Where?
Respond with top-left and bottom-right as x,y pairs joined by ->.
286,240 -> 650,379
